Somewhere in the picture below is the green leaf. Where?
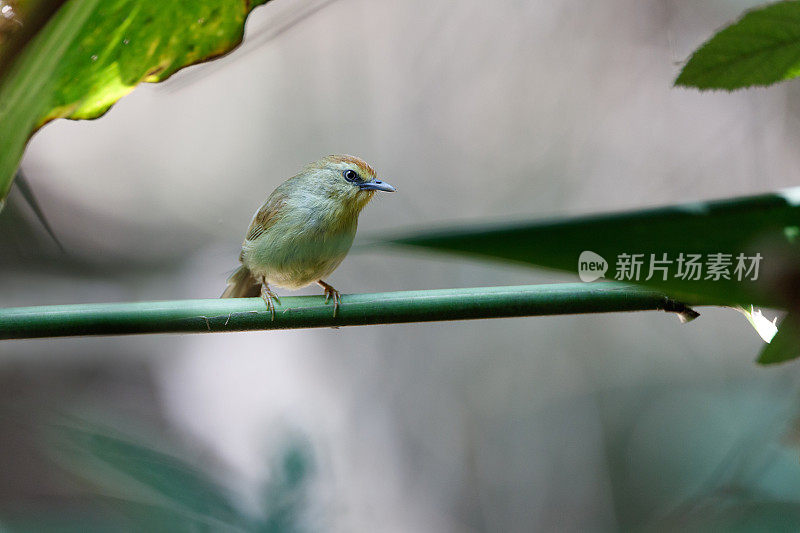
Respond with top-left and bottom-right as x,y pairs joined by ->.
386,189 -> 800,309
658,500 -> 800,531
675,1 -> 800,90
40,423 -> 316,531
258,442 -> 314,533
0,0 -> 271,203
0,497 -> 243,532
757,313 -> 800,364
52,423 -> 250,529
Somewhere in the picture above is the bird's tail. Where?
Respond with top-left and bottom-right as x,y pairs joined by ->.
221,265 -> 261,298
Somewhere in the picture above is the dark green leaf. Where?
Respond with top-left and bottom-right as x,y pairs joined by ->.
658,500 -> 800,531
386,189 -> 800,309
258,442 -> 314,533
676,1 -> 800,90
53,423 -> 249,529
0,496 -> 242,532
0,0 -> 271,203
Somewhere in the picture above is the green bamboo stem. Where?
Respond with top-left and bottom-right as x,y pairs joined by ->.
0,283 -> 699,340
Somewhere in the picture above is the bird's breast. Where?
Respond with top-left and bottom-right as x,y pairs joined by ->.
242,205 -> 358,289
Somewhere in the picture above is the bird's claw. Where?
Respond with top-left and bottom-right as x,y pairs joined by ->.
318,280 -> 341,317
260,284 -> 280,321
325,287 -> 340,317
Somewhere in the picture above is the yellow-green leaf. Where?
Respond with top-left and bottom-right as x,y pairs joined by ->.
0,0 -> 271,203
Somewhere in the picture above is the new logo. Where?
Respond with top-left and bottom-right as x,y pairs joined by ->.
578,251 -> 607,282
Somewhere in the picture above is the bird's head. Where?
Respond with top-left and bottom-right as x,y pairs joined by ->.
303,154 -> 395,212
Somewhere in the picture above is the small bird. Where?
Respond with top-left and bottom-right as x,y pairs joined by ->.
222,155 -> 396,317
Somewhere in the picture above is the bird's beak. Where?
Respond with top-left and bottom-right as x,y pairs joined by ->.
359,179 -> 396,192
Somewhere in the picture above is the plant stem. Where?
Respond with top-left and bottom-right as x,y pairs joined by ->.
0,283 -> 699,340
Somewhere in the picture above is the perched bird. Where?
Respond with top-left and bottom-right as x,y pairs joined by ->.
222,155 -> 396,317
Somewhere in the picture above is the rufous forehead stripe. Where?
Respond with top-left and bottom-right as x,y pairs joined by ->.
324,154 -> 376,177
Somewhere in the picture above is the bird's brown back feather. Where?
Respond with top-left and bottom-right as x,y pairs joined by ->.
245,193 -> 287,242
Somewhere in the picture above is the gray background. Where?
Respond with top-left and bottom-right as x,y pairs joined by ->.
2,0 -> 800,530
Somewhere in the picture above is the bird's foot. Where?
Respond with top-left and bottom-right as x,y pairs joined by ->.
317,280 -> 341,317
260,282 -> 281,321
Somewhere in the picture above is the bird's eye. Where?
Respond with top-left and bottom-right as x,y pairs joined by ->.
343,169 -> 360,183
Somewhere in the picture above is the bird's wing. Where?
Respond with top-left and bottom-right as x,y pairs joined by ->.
245,192 -> 287,242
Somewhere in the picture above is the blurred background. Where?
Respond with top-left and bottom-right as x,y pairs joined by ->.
2,0 -> 800,530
